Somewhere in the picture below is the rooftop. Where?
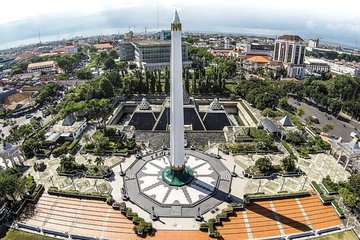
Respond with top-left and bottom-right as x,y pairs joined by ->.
278,35 -> 304,42
94,43 -> 113,49
246,55 -> 270,64
132,40 -> 171,46
27,60 -> 55,69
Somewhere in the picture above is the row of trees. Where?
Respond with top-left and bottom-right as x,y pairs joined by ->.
306,49 -> 360,63
235,79 -> 289,110
254,155 -> 296,174
235,76 -> 360,119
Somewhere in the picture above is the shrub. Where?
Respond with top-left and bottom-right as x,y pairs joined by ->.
67,138 -> 80,151
255,157 -> 273,173
285,131 -> 305,146
322,175 -> 339,193
281,155 -> 297,172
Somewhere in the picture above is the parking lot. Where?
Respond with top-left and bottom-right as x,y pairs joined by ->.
0,108 -> 53,138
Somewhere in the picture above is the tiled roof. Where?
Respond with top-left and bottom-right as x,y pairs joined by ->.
27,60 -> 55,69
246,56 -> 269,64
95,43 -> 113,49
279,35 -> 304,42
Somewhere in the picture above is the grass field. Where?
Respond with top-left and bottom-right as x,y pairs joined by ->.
312,230 -> 358,240
0,227 -> 54,240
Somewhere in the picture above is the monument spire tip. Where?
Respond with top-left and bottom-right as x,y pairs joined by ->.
173,10 -> 180,23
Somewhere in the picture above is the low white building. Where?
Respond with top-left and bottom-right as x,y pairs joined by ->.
27,60 -> 56,73
50,115 -> 87,141
305,57 -> 330,74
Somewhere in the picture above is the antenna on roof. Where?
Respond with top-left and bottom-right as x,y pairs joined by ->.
38,28 -> 41,44
157,5 -> 159,31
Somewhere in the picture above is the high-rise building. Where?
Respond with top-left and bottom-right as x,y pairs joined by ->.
308,38 -> 319,48
131,40 -> 191,70
273,35 -> 306,79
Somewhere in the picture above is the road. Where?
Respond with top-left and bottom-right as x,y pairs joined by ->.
1,108 -> 53,138
288,98 -> 359,142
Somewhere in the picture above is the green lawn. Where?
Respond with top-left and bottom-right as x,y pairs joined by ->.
0,227 -> 54,240
312,230 -> 358,240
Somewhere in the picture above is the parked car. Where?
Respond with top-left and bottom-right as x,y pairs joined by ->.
25,113 -> 33,119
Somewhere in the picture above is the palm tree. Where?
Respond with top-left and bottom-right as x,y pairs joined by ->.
86,156 -> 92,165
94,157 -> 104,166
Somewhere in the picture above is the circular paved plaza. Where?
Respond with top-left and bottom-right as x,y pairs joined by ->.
124,149 -> 232,217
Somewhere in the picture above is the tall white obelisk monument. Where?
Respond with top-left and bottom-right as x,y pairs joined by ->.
170,10 -> 185,171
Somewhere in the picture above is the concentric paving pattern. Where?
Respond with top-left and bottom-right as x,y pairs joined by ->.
137,155 -> 218,205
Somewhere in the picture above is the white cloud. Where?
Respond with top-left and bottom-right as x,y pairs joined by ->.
1,0 -> 360,47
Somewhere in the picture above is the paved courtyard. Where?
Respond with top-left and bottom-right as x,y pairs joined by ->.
124,149 -> 232,217
206,150 -> 351,195
24,153 -> 124,195
17,142 -> 354,238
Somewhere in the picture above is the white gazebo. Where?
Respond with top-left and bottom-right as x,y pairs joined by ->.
330,137 -> 360,171
0,142 -> 24,170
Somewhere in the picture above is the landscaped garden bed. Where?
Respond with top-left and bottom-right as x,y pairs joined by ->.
47,186 -> 112,202
321,176 -> 339,195
310,181 -> 345,217
244,155 -> 302,179
244,191 -> 310,202
56,155 -> 113,179
83,131 -> 139,156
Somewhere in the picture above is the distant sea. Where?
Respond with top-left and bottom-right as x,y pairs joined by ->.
0,27 -> 358,51
0,27 -> 130,50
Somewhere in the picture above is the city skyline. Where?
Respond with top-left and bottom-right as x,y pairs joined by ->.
1,0 -> 360,49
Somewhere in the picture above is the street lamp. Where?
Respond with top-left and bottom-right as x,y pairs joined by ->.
49,176 -> 55,187
94,180 -> 99,193
280,176 -> 286,192
71,177 -> 76,190
301,175 -> 308,190
119,162 -> 125,176
257,180 -> 262,193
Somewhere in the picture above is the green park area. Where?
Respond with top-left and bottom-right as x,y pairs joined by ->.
0,227 -> 54,240
312,230 -> 358,240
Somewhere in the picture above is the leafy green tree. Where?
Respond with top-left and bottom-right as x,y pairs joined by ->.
76,68 -> 93,79
255,157 -> 272,173
103,57 -> 116,70
57,55 -> 78,74
150,72 -> 156,94
278,98 -> 289,109
281,156 -> 297,172
339,188 -> 357,208
191,71 -> 197,94
348,174 -> 360,198
94,156 -> 105,166
156,70 -> 162,93
0,170 -> 25,201
296,107 -> 305,117
285,131 -> 305,146
322,124 -> 334,133
108,50 -> 119,59
99,77 -> 114,98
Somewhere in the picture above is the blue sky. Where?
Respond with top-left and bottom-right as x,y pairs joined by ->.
1,0 -> 360,49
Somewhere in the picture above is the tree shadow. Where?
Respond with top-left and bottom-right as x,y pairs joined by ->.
246,201 -> 312,232
17,203 -> 38,221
